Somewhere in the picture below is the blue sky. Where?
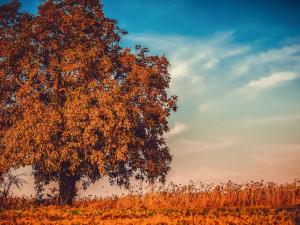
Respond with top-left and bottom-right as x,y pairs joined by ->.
3,0 -> 300,196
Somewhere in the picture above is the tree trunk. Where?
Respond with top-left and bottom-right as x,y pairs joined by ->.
58,165 -> 78,205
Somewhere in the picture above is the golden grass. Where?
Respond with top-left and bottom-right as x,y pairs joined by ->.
1,207 -> 299,224
1,180 -> 299,224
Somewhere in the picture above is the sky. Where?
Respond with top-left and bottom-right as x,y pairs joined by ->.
2,0 -> 300,197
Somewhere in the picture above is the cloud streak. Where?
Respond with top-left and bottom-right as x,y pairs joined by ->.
164,122 -> 188,138
242,114 -> 300,126
125,32 -> 249,92
247,72 -> 299,89
174,136 -> 241,156
238,71 -> 299,93
233,45 -> 300,76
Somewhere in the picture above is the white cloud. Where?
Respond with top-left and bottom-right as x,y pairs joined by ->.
164,122 -> 188,138
204,57 -> 219,69
235,72 -> 299,96
126,33 -> 300,93
233,45 -> 300,76
242,114 -> 300,126
125,32 -> 249,97
174,136 -> 240,156
247,72 -> 298,89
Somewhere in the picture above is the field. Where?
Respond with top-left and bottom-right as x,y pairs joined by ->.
1,180 -> 299,224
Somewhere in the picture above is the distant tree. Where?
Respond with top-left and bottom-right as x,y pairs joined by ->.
0,169 -> 27,198
0,0 -> 177,204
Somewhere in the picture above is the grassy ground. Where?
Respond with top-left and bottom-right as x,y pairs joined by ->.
1,180 -> 299,224
1,206 -> 299,224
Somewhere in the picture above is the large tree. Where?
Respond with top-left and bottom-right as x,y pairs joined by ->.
0,0 -> 177,204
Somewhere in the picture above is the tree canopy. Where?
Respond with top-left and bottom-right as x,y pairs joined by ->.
0,0 -> 177,204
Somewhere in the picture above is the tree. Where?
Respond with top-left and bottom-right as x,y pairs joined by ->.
0,0 -> 177,204
0,169 -> 27,198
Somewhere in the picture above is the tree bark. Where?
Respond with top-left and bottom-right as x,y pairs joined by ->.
58,165 -> 78,205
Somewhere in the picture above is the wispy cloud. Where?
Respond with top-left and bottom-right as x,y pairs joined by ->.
242,114 -> 300,126
235,71 -> 300,96
125,32 -> 249,97
174,136 -> 240,156
247,72 -> 299,89
164,122 -> 188,138
233,45 -> 300,76
126,32 -> 300,103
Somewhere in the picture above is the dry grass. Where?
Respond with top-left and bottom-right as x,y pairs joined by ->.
1,180 -> 299,224
1,206 -> 299,224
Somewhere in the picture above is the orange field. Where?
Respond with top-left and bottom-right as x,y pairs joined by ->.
1,180 -> 299,224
